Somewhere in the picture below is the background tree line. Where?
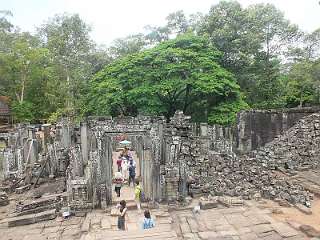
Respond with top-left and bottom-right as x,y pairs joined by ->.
0,1 -> 319,124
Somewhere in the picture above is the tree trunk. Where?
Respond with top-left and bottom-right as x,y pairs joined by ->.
183,84 -> 191,113
19,65 -> 27,104
299,90 -> 303,108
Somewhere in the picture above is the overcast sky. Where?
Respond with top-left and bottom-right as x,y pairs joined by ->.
1,0 -> 320,46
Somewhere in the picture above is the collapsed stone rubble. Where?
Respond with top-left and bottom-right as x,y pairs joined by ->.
166,112 -> 318,206
254,113 -> 320,171
187,152 -> 312,205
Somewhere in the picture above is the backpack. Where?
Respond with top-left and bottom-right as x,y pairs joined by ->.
129,165 -> 136,176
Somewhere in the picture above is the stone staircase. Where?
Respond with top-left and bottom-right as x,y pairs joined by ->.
80,207 -> 179,240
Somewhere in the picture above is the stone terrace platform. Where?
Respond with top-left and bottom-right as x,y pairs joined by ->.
1,199 -> 314,240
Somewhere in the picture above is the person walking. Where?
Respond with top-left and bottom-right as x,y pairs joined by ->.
134,180 -> 142,211
128,161 -> 136,187
114,171 -> 123,197
142,210 -> 155,229
116,156 -> 122,172
117,200 -> 127,230
122,158 -> 129,183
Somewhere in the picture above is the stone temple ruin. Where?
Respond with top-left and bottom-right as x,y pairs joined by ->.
1,107 -> 320,224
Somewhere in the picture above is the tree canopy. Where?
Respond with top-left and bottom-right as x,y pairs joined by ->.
87,34 -> 247,124
1,1 -> 319,125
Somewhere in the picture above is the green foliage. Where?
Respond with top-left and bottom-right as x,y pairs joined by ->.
283,60 -> 320,107
11,101 -> 35,122
38,13 -> 95,114
199,1 -> 299,108
108,34 -> 146,59
87,34 -> 247,124
1,2 -> 320,126
209,98 -> 249,125
0,31 -> 54,118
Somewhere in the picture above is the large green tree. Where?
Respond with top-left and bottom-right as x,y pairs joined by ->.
87,34 -> 247,124
0,31 -> 52,121
284,60 -> 320,107
199,1 -> 299,108
108,34 -> 146,59
38,13 -> 94,118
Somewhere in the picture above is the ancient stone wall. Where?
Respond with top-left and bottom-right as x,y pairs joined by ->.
166,112 -> 317,206
254,113 -> 320,171
86,115 -> 166,205
236,107 -> 320,153
2,109 -> 320,210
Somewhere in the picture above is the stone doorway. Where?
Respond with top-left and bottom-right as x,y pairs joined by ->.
85,116 -> 163,208
111,149 -> 141,203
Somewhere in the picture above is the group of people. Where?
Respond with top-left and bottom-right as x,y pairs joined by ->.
116,147 -> 137,188
117,200 -> 155,231
114,147 -> 154,231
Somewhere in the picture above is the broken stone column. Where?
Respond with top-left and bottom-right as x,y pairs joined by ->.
80,121 -> 88,166
57,118 -> 72,149
200,123 -> 208,137
42,124 -> 51,153
69,146 -> 84,177
3,149 -> 14,179
27,127 -> 38,164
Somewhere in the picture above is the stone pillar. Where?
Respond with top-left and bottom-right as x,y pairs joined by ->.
3,149 -> 14,179
200,123 -> 208,137
103,135 -> 113,206
42,124 -> 51,153
70,146 -> 84,177
61,121 -> 71,148
80,122 -> 88,166
142,149 -> 152,200
165,169 -> 179,203
26,127 -> 38,164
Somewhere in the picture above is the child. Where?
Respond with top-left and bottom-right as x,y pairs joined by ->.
117,200 -> 127,230
134,180 -> 142,211
142,210 -> 155,229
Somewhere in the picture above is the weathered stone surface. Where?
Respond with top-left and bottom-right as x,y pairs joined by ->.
101,217 -> 111,229
295,204 -> 312,214
200,200 -> 218,210
8,209 -> 56,227
272,222 -> 299,238
0,191 -> 9,206
299,225 -> 320,238
251,224 -> 273,235
2,109 -> 320,212
198,231 -> 220,240
15,184 -> 31,194
239,232 -> 258,240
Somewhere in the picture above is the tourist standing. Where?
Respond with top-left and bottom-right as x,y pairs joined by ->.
142,210 -> 155,229
117,200 -> 127,230
114,171 -> 124,197
134,180 -> 142,211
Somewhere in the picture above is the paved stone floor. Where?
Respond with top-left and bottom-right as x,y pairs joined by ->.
1,200 -> 316,240
1,157 -> 319,240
